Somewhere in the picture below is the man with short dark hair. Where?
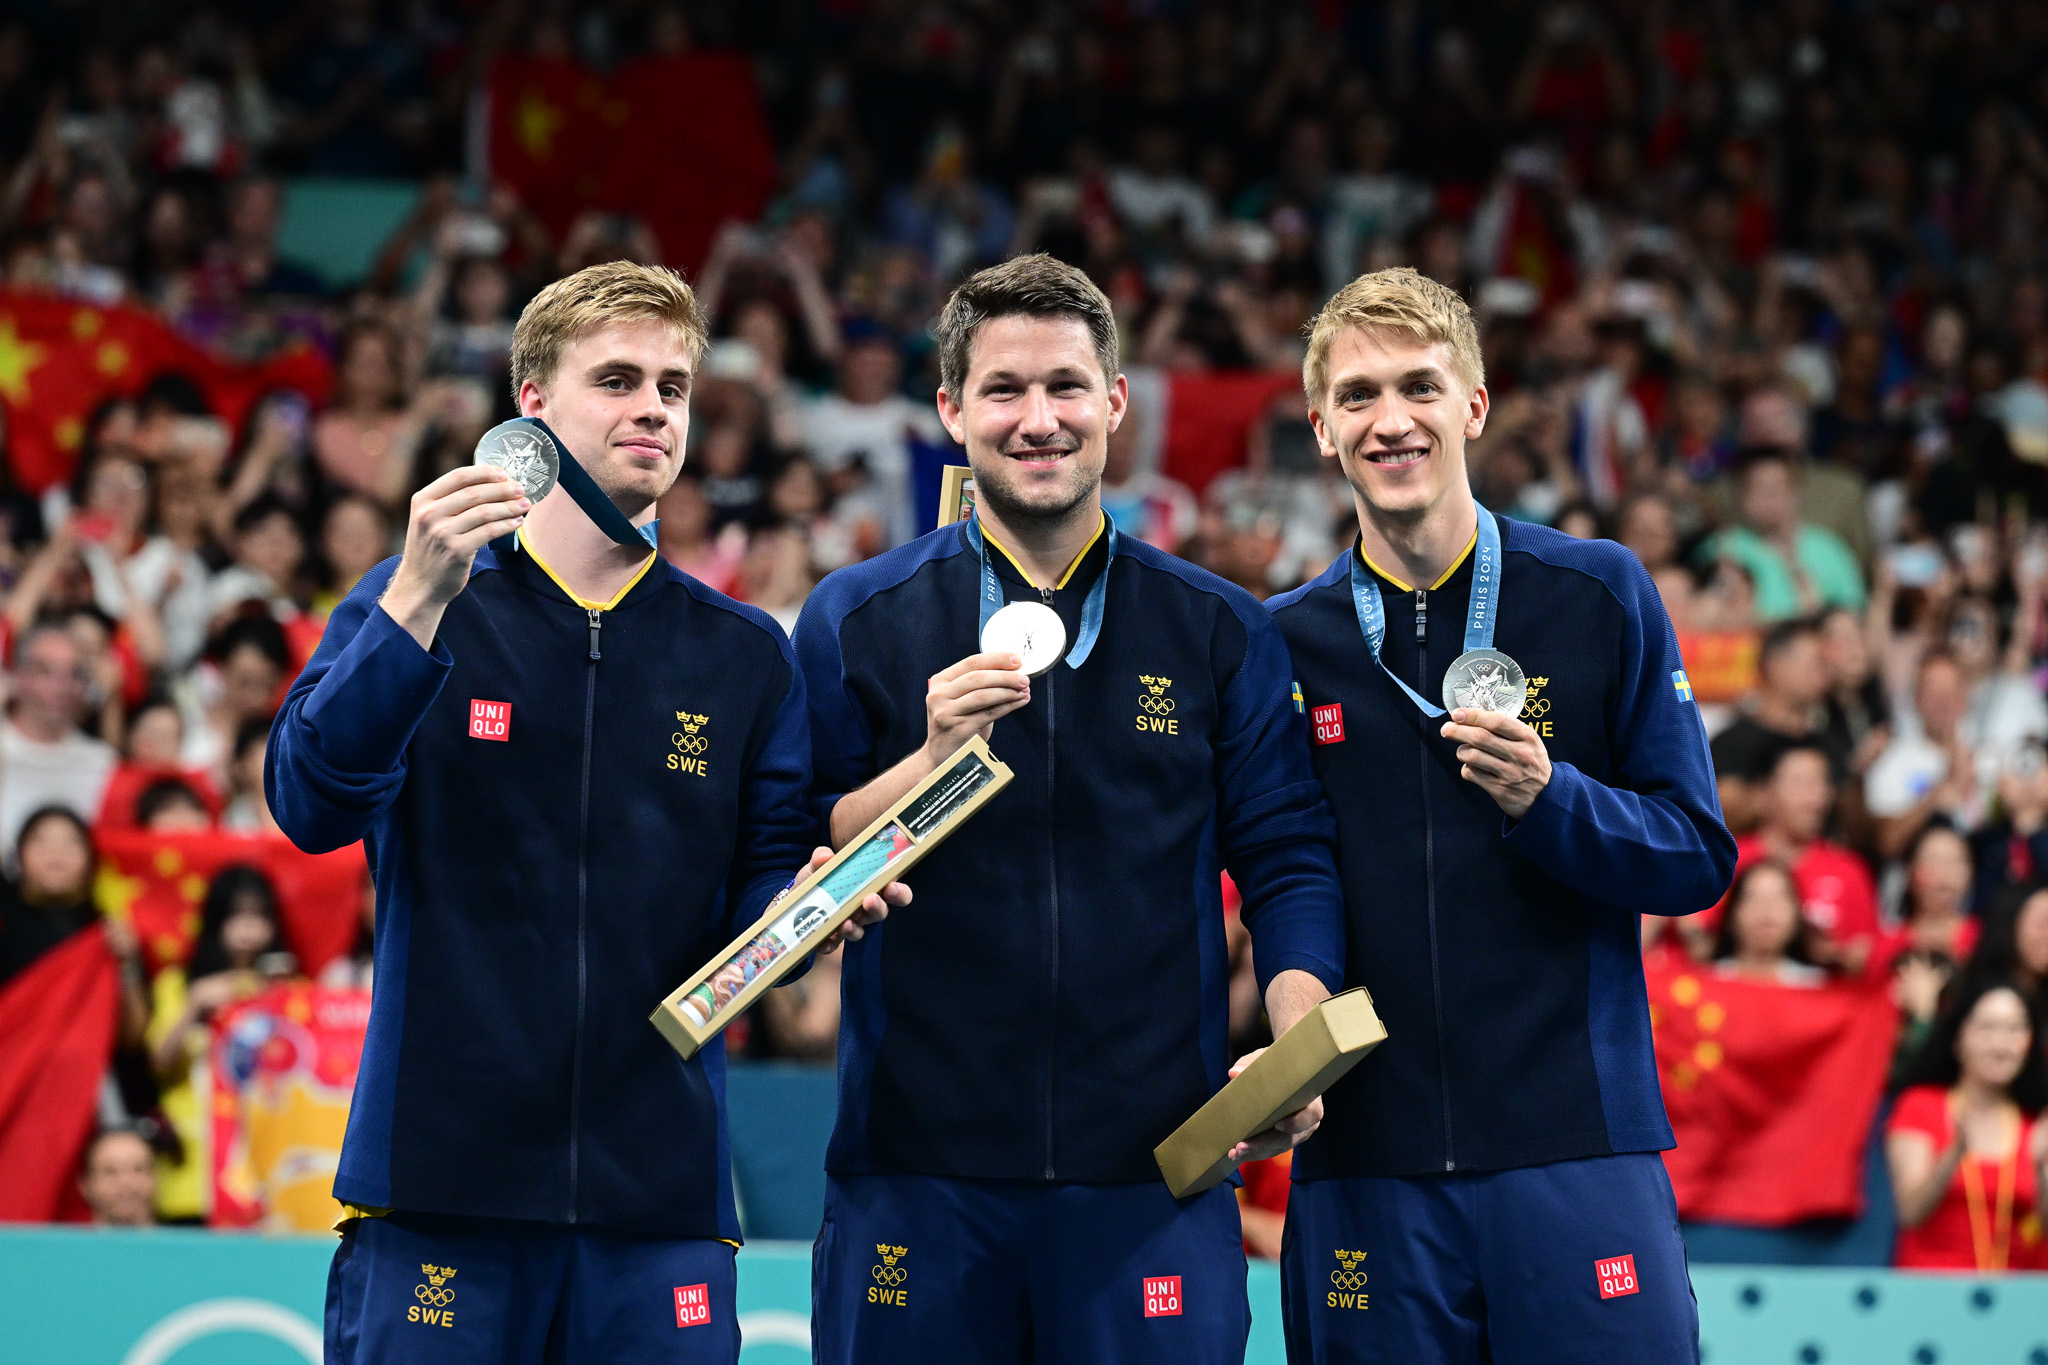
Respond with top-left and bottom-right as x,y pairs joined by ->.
1698,449 -> 1865,623
1729,742 -> 1880,957
1708,616 -> 1847,830
79,1128 -> 157,1227
796,253 -> 1346,1363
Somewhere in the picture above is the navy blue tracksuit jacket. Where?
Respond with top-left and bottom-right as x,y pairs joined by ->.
796,517 -> 1348,1183
267,544 -> 812,1239
1268,518 -> 1736,1179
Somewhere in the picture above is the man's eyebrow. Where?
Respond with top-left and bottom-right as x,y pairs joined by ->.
584,360 -> 694,383
976,365 -> 1096,386
1330,366 -> 1452,389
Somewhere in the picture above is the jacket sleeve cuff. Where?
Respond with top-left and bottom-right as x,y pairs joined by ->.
300,604 -> 454,773
1500,760 -> 1584,861
1253,950 -> 1346,997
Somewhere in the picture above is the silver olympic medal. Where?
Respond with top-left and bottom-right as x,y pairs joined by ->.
1442,647 -> 1528,718
980,601 -> 1067,677
473,419 -> 560,504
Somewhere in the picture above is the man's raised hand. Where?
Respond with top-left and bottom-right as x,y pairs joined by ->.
381,466 -> 531,648
920,651 -> 1031,767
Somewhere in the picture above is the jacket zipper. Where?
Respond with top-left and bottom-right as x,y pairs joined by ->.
1416,587 -> 1456,1172
1039,584 -> 1059,1180
569,606 -> 601,1218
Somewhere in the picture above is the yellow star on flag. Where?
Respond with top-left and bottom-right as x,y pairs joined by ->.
516,89 -> 565,161
0,316 -> 47,404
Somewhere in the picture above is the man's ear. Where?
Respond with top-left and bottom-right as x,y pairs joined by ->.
935,386 -> 967,446
1309,404 -> 1339,460
1464,382 -> 1490,441
1104,372 -> 1129,435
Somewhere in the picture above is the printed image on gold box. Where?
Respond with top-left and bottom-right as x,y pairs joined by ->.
651,736 -> 1014,1060
1153,988 -> 1387,1199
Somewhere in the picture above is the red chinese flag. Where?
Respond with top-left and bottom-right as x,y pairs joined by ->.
486,55 -> 610,238
1160,371 -> 1301,497
607,52 -> 779,273
0,293 -> 331,494
95,830 -> 367,979
0,926 -> 119,1221
1647,957 -> 1897,1225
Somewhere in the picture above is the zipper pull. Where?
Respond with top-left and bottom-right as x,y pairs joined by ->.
587,608 -> 603,662
1414,588 -> 1427,643
1038,586 -> 1055,606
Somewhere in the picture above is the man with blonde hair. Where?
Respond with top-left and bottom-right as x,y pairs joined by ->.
1267,268 -> 1734,1363
269,260 -> 903,1364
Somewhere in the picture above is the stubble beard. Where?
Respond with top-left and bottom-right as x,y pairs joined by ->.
974,453 -> 1102,534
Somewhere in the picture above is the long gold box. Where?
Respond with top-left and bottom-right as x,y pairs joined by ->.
1153,988 -> 1386,1198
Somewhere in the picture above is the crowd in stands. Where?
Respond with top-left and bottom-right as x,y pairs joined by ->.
1,0 -> 2047,1268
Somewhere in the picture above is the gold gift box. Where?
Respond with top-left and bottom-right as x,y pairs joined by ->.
650,736 -> 1013,1060
1153,987 -> 1387,1199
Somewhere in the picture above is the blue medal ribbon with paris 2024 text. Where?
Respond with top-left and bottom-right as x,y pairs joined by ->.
1348,507 -> 1501,717
963,513 -> 1116,669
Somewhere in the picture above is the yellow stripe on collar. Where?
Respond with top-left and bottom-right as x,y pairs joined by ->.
1357,529 -> 1477,594
520,532 -> 657,611
982,513 -> 1107,591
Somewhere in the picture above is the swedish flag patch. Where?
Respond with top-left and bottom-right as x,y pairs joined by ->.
1292,680 -> 1305,714
1672,670 -> 1694,703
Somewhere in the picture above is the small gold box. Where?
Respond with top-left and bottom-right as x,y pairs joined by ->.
1153,988 -> 1387,1199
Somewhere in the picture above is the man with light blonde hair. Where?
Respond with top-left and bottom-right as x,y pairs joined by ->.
269,259 -> 905,1365
1266,267 -> 1734,1364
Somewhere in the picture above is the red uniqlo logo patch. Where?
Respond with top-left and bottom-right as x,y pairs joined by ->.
1311,702 -> 1345,745
1596,1255 -> 1639,1299
674,1283 -> 709,1328
468,699 -> 511,742
1143,1276 -> 1183,1318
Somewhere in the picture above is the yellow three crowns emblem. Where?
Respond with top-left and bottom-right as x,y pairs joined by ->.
872,1244 -> 908,1286
1138,674 -> 1175,715
1520,677 -> 1550,719
1330,1249 -> 1368,1290
416,1264 -> 457,1306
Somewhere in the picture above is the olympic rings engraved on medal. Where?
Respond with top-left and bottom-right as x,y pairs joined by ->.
673,732 -> 709,755
1330,1269 -> 1368,1291
1138,694 -> 1176,715
415,1285 -> 456,1308
871,1266 -> 907,1286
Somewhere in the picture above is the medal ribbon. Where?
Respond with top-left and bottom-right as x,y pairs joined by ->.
964,513 -> 1116,669
1348,508 -> 1502,717
1958,1101 -> 2019,1273
501,417 -> 659,552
